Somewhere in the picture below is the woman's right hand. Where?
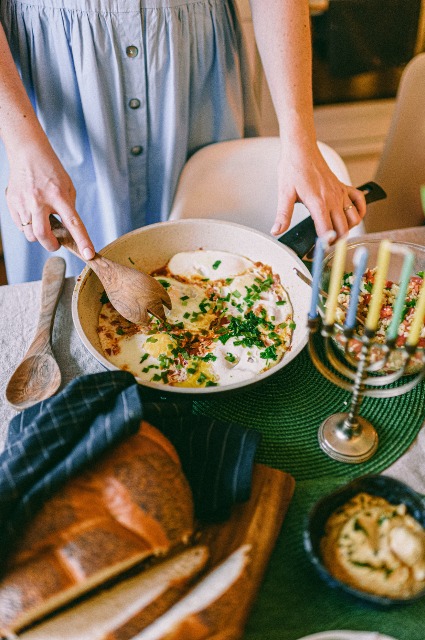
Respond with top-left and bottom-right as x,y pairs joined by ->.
5,140 -> 95,261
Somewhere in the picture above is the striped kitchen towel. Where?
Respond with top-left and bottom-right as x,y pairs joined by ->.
0,370 -> 260,562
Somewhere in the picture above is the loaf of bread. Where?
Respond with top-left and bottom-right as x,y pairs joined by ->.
132,545 -> 251,640
0,421 -> 194,635
17,546 -> 209,640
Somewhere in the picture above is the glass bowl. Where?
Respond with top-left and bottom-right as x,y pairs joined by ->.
320,240 -> 425,374
304,474 -> 425,606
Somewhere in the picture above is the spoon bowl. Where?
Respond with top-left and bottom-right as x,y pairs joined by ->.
50,216 -> 172,324
5,256 -> 66,410
6,353 -> 61,410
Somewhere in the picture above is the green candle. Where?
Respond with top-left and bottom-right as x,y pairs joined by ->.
386,249 -> 415,342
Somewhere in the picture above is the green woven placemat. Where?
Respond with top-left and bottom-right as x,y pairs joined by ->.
193,339 -> 425,480
244,477 -> 425,640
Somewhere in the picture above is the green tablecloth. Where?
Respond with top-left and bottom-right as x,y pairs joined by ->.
245,478 -> 425,640
194,337 -> 425,640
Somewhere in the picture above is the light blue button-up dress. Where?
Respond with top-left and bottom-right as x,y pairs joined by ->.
0,0 -> 258,282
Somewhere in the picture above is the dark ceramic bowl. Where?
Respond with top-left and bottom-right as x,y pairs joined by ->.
304,474 -> 425,606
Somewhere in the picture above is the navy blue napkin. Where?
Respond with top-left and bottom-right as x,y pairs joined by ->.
0,370 -> 260,563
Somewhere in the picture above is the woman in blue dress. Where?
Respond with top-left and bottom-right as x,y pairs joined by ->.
0,0 -> 366,283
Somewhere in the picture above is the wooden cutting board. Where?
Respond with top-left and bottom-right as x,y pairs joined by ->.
195,463 -> 295,639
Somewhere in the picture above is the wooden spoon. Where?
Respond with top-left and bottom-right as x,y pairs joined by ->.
5,256 -> 66,410
49,215 -> 172,324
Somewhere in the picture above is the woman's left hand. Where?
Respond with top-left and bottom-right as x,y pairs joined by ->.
270,140 -> 367,238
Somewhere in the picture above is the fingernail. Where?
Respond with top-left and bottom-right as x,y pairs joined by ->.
271,224 -> 282,235
83,247 -> 94,260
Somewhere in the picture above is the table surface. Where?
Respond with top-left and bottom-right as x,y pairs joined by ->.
1,226 -> 425,639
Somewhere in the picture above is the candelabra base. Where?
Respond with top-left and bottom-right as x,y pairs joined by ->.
318,412 -> 378,463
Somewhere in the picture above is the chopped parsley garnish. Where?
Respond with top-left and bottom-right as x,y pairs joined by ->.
158,279 -> 171,289
364,281 -> 373,293
205,380 -> 218,387
276,300 -> 286,306
100,291 -> 109,304
197,372 -> 207,384
260,345 -> 278,361
140,353 -> 149,363
146,337 -> 158,343
180,295 -> 189,301
116,327 -> 125,335
225,352 -> 237,363
202,353 -> 217,362
183,312 -> 190,319
353,519 -> 368,536
212,260 -> 221,270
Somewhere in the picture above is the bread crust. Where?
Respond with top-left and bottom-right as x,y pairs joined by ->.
0,421 -> 194,634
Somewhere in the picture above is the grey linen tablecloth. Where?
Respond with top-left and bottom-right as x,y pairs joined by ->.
1,225 -> 425,495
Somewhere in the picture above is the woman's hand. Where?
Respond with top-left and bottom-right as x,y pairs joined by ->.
5,140 -> 95,260
271,140 -> 367,238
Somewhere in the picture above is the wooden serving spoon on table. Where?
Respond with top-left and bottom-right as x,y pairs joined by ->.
6,256 -> 66,410
49,215 -> 172,324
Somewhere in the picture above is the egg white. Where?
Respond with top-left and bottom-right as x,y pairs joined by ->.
97,250 -> 294,387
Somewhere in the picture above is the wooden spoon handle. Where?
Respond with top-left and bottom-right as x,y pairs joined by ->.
49,215 -> 107,278
26,256 -> 66,357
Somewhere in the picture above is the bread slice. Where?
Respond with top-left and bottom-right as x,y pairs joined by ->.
17,546 -> 209,640
0,422 -> 194,635
131,544 -> 251,640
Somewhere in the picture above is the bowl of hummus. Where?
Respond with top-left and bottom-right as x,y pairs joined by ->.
72,219 -> 311,395
304,475 -> 425,605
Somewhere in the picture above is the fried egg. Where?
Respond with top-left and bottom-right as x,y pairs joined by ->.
97,250 -> 295,388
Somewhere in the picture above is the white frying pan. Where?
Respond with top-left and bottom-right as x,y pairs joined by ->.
72,219 -> 312,395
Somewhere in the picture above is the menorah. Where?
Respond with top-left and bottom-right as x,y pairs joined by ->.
303,237 -> 425,464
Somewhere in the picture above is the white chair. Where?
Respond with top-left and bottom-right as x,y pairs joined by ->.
364,53 -> 425,233
169,137 -> 363,237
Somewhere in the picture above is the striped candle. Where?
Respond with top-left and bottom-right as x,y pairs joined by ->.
365,240 -> 392,332
386,248 -> 415,342
344,246 -> 369,331
324,238 -> 347,326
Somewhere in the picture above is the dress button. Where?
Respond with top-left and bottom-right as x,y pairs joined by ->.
130,145 -> 143,156
126,45 -> 139,58
129,98 -> 141,109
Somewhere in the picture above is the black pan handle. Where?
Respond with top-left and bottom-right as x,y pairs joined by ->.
278,181 -> 387,261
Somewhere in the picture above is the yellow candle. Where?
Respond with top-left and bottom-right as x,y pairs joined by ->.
324,238 -> 347,326
407,276 -> 425,347
365,240 -> 392,332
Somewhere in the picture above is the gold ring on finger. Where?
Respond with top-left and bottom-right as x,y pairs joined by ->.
21,219 -> 32,227
343,204 -> 354,213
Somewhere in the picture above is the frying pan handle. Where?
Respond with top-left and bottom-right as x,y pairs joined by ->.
359,181 -> 387,205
